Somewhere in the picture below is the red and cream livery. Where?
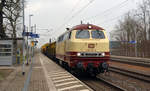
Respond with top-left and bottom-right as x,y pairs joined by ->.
56,24 -> 110,76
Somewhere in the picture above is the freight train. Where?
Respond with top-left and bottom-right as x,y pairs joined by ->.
41,24 -> 110,76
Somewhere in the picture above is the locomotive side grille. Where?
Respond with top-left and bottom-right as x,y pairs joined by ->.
80,52 -> 103,57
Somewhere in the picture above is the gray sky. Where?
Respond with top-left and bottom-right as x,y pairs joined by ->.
25,0 -> 143,47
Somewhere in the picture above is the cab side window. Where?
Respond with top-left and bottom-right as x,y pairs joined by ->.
58,35 -> 64,42
64,33 -> 68,40
68,32 -> 72,39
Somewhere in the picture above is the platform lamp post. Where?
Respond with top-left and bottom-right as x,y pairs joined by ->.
22,0 -> 25,75
26,14 -> 33,65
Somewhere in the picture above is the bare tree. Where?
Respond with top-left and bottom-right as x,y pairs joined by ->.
0,0 -> 6,38
2,0 -> 23,60
3,0 -> 22,38
111,0 -> 150,58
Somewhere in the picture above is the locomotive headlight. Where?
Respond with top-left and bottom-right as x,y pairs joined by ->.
101,53 -> 105,56
88,25 -> 92,29
77,53 -> 81,56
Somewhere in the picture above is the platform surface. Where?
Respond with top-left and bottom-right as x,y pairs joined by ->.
38,53 -> 93,91
0,53 -> 93,91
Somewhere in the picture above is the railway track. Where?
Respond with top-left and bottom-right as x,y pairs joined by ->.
109,66 -> 150,83
79,76 -> 126,91
47,56 -> 150,90
50,57 -> 127,91
96,76 -> 127,91
81,64 -> 150,91
111,57 -> 150,67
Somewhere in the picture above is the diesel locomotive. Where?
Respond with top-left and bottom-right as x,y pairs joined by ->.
42,24 -> 110,76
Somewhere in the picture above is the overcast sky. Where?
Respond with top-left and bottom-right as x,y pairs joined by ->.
24,0 -> 143,47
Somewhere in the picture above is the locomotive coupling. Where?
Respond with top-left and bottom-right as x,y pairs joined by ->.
101,62 -> 109,69
76,61 -> 84,69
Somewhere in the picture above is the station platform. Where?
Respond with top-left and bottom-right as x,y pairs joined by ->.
0,53 -> 93,91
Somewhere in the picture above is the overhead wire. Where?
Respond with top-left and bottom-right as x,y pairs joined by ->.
98,13 -> 125,25
83,0 -> 129,21
68,0 -> 95,20
57,0 -> 95,31
63,0 -> 83,21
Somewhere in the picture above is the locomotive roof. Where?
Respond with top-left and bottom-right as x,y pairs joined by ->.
70,24 -> 104,30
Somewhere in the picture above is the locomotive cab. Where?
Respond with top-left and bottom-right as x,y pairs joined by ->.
56,24 -> 110,76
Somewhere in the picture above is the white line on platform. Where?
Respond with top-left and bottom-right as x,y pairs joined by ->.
57,84 -> 83,91
50,73 -> 69,77
51,72 -> 67,75
55,81 -> 79,87
50,74 -> 70,78
53,78 -> 75,83
52,75 -> 72,80
50,70 -> 65,73
40,57 -> 57,91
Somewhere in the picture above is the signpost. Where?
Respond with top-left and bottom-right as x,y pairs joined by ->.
129,40 -> 136,44
30,34 -> 39,38
22,32 -> 33,36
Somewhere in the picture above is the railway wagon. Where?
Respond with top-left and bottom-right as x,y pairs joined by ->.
41,43 -> 49,55
56,24 -> 110,76
46,42 -> 56,59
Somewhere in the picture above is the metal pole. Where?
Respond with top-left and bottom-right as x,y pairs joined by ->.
29,27 -> 33,62
27,14 -> 33,64
135,30 -> 140,57
34,24 -> 36,33
135,34 -> 137,57
22,0 -> 25,75
29,15 -> 33,62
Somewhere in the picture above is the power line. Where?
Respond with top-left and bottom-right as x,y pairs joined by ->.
57,0 -> 95,31
98,14 -> 124,25
68,0 -> 95,20
63,0 -> 83,21
83,0 -> 129,21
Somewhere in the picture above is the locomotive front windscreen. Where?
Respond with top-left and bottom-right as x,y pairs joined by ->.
76,30 -> 90,39
91,30 -> 105,39
75,30 -> 105,39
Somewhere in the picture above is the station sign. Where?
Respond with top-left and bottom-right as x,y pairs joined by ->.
30,34 -> 40,38
129,41 -> 136,44
22,32 -> 33,36
121,40 -> 136,44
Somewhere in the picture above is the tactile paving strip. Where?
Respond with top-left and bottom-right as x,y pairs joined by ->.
40,54 -> 93,91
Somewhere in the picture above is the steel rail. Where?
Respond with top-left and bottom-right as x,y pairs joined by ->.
109,66 -> 150,83
96,76 -> 127,91
111,58 -> 150,67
